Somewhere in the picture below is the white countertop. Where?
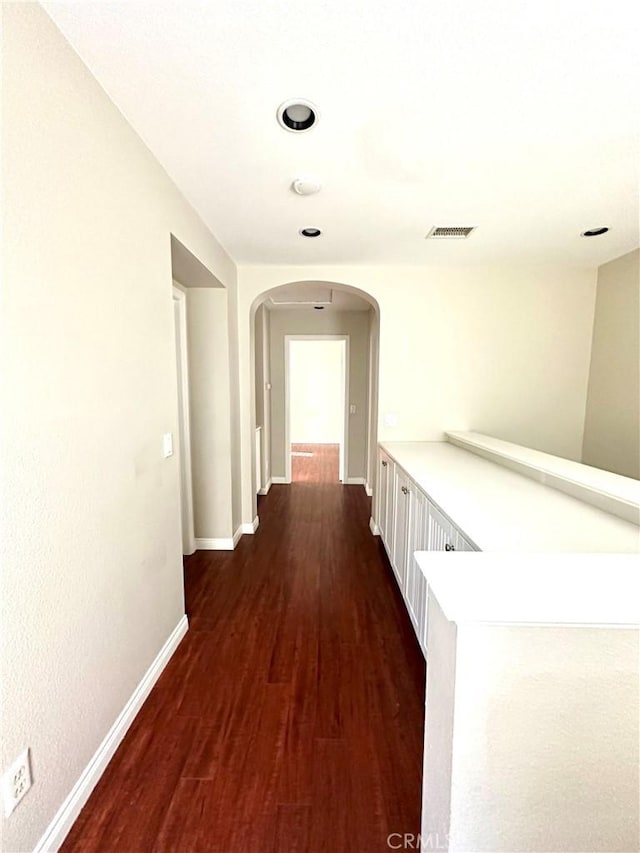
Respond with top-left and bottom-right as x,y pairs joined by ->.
380,441 -> 640,553
416,552 -> 640,626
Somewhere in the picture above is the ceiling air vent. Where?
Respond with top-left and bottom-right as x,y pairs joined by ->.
426,226 -> 477,239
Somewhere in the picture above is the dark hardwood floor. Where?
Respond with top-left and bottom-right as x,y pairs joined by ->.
62,457 -> 426,852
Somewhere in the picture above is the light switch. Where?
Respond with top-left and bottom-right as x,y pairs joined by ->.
384,413 -> 398,428
163,432 -> 174,458
350,404 -> 357,415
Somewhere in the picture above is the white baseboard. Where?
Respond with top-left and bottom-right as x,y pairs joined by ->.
258,478 -> 272,496
195,536 -> 235,550
369,516 -> 380,536
365,482 -> 373,497
345,477 -> 365,486
34,615 -> 189,853
241,516 -> 259,534
195,519 -> 257,550
271,476 -> 289,484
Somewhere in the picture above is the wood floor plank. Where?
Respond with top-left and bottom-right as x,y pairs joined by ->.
61,444 -> 425,852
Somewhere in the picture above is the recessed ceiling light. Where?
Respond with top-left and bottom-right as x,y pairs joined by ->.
277,99 -> 318,132
581,227 -> 610,237
314,305 -> 325,310
300,227 -> 321,238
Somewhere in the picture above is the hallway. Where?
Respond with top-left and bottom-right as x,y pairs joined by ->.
61,480 -> 425,852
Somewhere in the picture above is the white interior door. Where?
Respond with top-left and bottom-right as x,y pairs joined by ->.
285,336 -> 349,482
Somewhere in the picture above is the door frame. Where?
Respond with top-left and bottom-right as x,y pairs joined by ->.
284,334 -> 350,484
172,285 -> 195,555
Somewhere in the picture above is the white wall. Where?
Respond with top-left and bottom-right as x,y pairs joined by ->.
227,276 -> 243,530
267,309 -> 370,480
254,304 -> 272,488
237,266 -> 597,525
448,624 -> 639,852
366,308 -> 379,492
289,340 -> 344,444
186,288 -> 235,540
582,248 -> 640,479
0,6 -> 237,851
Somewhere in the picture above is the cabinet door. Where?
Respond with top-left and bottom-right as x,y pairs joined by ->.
392,467 -> 411,590
455,529 -> 477,551
376,450 -> 389,539
406,485 -> 428,636
427,502 -> 456,551
376,450 -> 396,560
385,456 -> 396,559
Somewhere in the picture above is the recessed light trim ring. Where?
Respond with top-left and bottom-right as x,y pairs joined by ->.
277,99 -> 318,132
300,227 -> 322,238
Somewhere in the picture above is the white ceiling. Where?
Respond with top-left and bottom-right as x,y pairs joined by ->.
44,1 -> 640,267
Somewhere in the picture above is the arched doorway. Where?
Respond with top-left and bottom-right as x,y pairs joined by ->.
249,280 -> 380,519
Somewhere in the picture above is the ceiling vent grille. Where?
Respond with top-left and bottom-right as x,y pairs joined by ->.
426,226 -> 477,239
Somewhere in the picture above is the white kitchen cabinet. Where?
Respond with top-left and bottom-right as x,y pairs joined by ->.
392,467 -> 411,589
406,487 -> 429,654
455,529 -> 475,551
427,501 -> 457,551
374,444 -> 479,659
376,449 -> 396,559
374,439 -> 638,661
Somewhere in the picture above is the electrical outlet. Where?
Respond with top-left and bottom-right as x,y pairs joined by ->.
3,748 -> 32,817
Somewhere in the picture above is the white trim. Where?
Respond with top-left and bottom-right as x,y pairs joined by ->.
284,335 -> 350,484
369,517 -> 380,536
255,426 -> 263,493
271,476 -> 289,484
345,477 -> 366,486
365,482 -> 373,497
34,615 -> 189,853
195,522 -> 255,549
195,536 -> 235,550
241,516 -> 259,534
172,285 -> 195,556
446,430 -> 640,526
258,478 -> 272,495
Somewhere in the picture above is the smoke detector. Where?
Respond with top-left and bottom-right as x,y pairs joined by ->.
426,226 -> 477,239
292,177 -> 322,196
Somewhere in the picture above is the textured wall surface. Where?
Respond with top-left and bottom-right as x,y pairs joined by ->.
186,288 -> 235,540
583,248 -> 640,479
0,6 -> 236,851
449,625 -> 640,852
237,265 -> 597,523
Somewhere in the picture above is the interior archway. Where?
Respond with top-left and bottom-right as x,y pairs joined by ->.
249,280 -> 380,520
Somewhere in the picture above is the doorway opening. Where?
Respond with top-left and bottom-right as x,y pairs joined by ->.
286,336 -> 349,483
249,280 -> 380,522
